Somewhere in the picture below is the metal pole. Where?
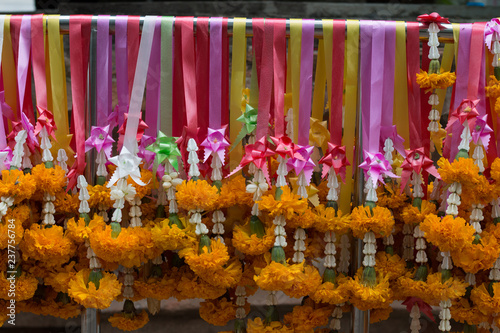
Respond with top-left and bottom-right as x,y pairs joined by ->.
81,308 -> 100,333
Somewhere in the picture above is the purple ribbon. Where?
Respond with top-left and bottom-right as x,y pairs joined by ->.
85,125 -> 115,158
145,17 -> 161,136
360,21 -> 373,152
472,114 -> 493,152
286,144 -> 315,186
17,16 -> 31,117
115,16 -> 129,126
209,17 -> 222,129
201,127 -> 230,164
380,22 -> 396,133
97,15 -> 110,127
298,19 -> 314,146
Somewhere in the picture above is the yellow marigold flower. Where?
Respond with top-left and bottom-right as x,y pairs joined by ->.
486,75 -> 500,99
199,259 -> 243,289
20,224 -> 76,267
108,310 -> 149,331
31,164 -> 66,195
470,283 -> 500,316
176,179 -> 219,212
416,70 -> 456,91
87,183 -> 114,208
311,278 -> 350,305
90,225 -> 161,268
179,239 -> 230,274
150,219 -> 196,251
344,274 -> 393,311
376,183 -> 408,211
283,305 -> 332,332
350,206 -> 394,238
0,272 -> 38,301
400,201 -> 437,225
437,157 -> 481,189
232,224 -> 275,256
218,175 -> 254,208
370,305 -> 393,323
283,264 -> 322,299
175,267 -> 227,300
254,261 -> 305,291
461,174 -> 497,206
53,191 -> 79,215
313,204 -> 351,234
44,262 -> 78,293
375,252 -> 407,281
66,215 -> 106,244
0,219 -> 23,249
4,204 -> 31,228
492,158 -> 500,183
0,169 -> 37,203
19,288 -> 81,319
257,186 -> 308,220
68,269 -> 122,309
128,168 -> 154,199
199,298 -> 249,326
420,214 -> 475,253
134,274 -> 176,300
451,232 -> 500,274
451,298 -> 489,325
247,317 -> 294,333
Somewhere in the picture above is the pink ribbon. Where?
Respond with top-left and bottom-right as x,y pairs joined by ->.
96,16 -> 110,127
400,147 -> 440,192
17,16 -> 32,123
145,17 -> 161,136
209,17 -> 223,129
138,134 -> 156,168
380,125 -> 406,157
298,19 -> 314,146
381,22 -> 396,130
34,109 -> 57,139
115,16 -> 129,126
271,135 -> 296,160
201,127 -> 230,164
359,151 -> 398,187
485,18 -> 500,51
472,114 -> 493,152
286,144 -> 315,186
318,142 -> 350,182
228,136 -> 274,184
85,125 -> 115,159
360,21 -> 373,152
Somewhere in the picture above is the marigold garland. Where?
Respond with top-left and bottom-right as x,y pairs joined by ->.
283,304 -> 333,332
257,186 -> 308,220
437,157 -> 482,189
199,297 -> 249,326
232,224 -> 275,256
350,206 -> 394,238
254,260 -> 305,291
420,214 -> 475,253
416,70 -> 456,91
87,183 -> 114,208
176,179 -> 219,212
344,273 -> 393,311
108,310 -> 149,331
67,269 -> 122,309
247,317 -> 294,333
31,164 -> 67,195
0,169 -> 37,203
400,200 -> 437,225
150,218 -> 196,251
66,215 -> 106,244
370,305 -> 393,323
451,232 -> 500,274
311,278 -> 350,305
0,272 -> 38,301
313,204 -> 351,234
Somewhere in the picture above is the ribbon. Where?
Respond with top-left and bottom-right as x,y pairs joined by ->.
160,17 -> 174,136
271,135 -> 296,160
406,22 -> 422,150
447,99 -> 480,132
228,136 -> 275,184
360,21 -> 373,152
0,15 -> 6,149
222,19 -> 230,128
380,125 -> 406,157
172,18 -> 184,137
209,17 -> 223,129
309,118 -> 329,153
146,131 -> 181,176
273,18 -> 286,137
228,18 -> 247,171
3,16 -> 19,121
255,19 -> 274,140
96,16 -> 110,127
115,16 -> 129,127
319,142 -> 350,182
312,39 -> 326,121
339,20 -> 359,213
231,104 -> 258,151
31,15 -> 47,113
127,16 -> 140,99
393,21 -> 409,148
138,135 -> 156,168
298,19 -> 314,146
400,147 -> 440,192
121,16 -> 156,155
34,109 -> 56,138
17,16 -> 33,123
196,17 -> 209,140
48,15 -> 73,159
380,22 -> 397,148
85,125 -> 114,158
108,146 -> 145,187
10,112 -> 38,152
330,20 -> 345,146
290,19 -> 302,143
145,17 -> 161,136
322,20 -> 333,127
468,22 -> 487,101
485,18 -> 500,51
472,114 -> 493,152
417,12 -> 450,30
402,297 -> 435,322
286,144 -> 315,186
252,18 -> 264,87
359,151 -> 398,187
201,127 -> 230,164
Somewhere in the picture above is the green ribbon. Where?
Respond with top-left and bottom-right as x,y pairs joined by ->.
146,131 -> 181,181
230,104 -> 258,152
160,17 -> 174,136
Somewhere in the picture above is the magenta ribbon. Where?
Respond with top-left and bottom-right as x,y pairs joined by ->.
96,15 -> 110,127
209,17 -> 223,129
17,16 -> 31,121
145,17 -> 161,136
115,16 -> 129,127
298,19 -> 314,146
287,144 -> 316,186
472,114 -> 493,152
201,127 -> 230,164
360,21 -> 373,152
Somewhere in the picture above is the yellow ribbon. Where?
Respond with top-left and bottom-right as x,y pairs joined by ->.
2,16 -> 18,121
309,117 -> 329,153
312,39 -> 326,121
453,23 -> 460,64
322,20 -> 333,118
47,15 -> 74,161
393,21 -> 409,148
229,18 -> 247,172
290,19 -> 302,143
289,177 -> 320,207
339,20 -> 359,213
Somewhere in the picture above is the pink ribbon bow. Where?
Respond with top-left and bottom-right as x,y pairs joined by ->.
34,108 -> 57,139
402,297 -> 435,322
8,112 -> 39,152
271,135 -> 296,160
0,92 -> 14,121
0,146 -> 13,170
359,151 -> 398,187
417,12 -> 450,30
485,18 -> 500,51
472,114 -> 494,152
286,144 -> 316,186
138,134 -> 157,168
85,125 -> 115,159
228,136 -> 275,184
318,142 -> 350,182
400,147 -> 440,192
201,127 -> 230,165
447,98 -> 480,132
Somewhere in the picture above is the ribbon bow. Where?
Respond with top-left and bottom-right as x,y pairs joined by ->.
447,99 -> 480,132
380,125 -> 406,157
230,104 -> 258,151
34,108 -> 57,139
400,147 -> 440,192
417,12 -> 450,29
309,117 -> 330,153
359,151 -> 398,187
485,18 -> 500,51
228,136 -> 274,183
271,135 -> 296,160
201,127 -> 230,164
117,112 -> 149,150
0,92 -> 14,121
286,144 -> 316,186
85,125 -> 115,159
107,105 -> 122,131
472,114 -> 494,152
146,131 -> 181,173
318,142 -> 350,182
0,147 -> 12,170
107,146 -> 145,187
9,112 -> 39,152
402,297 -> 435,322
138,135 -> 157,167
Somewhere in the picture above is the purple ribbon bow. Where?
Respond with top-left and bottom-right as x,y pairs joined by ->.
472,114 -> 494,152
85,125 -> 115,158
286,144 -> 316,186
201,127 -> 230,165
359,151 -> 398,187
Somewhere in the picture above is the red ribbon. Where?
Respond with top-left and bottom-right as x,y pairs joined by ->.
255,19 -> 274,140
406,22 -> 422,150
31,14 -> 47,113
273,19 -> 286,137
172,17 -> 184,137
402,297 -> 435,322
252,18 -> 265,87
319,142 -> 350,182
229,136 -> 275,184
67,15 -> 91,189
127,16 -> 140,99
400,147 -> 440,192
417,12 -> 449,30
196,17 -> 210,140
330,20 -> 345,146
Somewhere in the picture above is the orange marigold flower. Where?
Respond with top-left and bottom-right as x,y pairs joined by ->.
311,278 -> 350,305
0,272 -> 38,301
370,305 -> 393,323
451,232 -> 500,274
416,70 -> 456,91
247,317 -> 294,333
134,274 -> 177,300
199,297 -> 250,326
437,157 -> 481,189
313,204 -> 351,234
151,218 -> 196,251
179,239 -> 230,274
257,186 -> 308,220
31,164 -> 66,195
0,218 -> 23,249
87,183 -> 114,208
108,310 -> 149,331
128,169 -> 154,199
287,206 -> 317,229
376,183 -> 408,211
0,169 -> 37,203
400,200 -> 437,225
470,283 -> 500,316
67,269 -> 122,309
254,261 -> 305,291
283,264 -> 322,299
375,252 -> 407,281
420,214 -> 475,253
486,75 -> 500,99
53,190 -> 80,215
232,224 -> 275,256
175,267 -> 227,300
344,274 -> 393,311
350,206 -> 394,238
283,304 -> 332,332
218,175 -> 255,208
66,215 -> 106,244
176,179 -> 219,212
451,298 -> 489,325
44,262 -> 78,294
492,158 -> 500,183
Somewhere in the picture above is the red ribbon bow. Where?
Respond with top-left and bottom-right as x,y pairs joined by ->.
228,136 -> 275,184
319,142 -> 350,182
270,135 -> 296,160
34,107 -> 57,139
417,12 -> 450,29
400,147 -> 440,192
447,98 -> 480,132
